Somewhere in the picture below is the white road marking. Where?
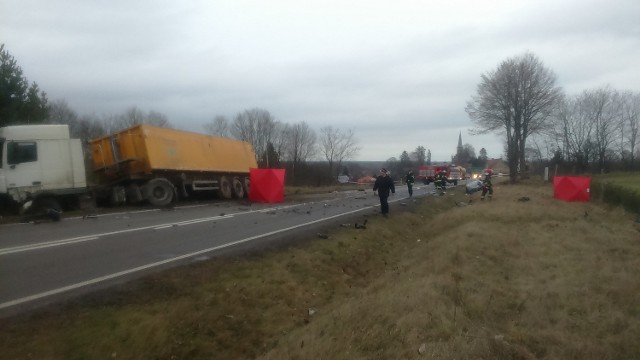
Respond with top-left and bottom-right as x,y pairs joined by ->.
0,197 -> 361,256
0,215 -> 232,255
0,203 -> 378,310
0,236 -> 100,255
0,193 -> 412,310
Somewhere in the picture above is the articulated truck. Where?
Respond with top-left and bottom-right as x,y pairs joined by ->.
0,124 -> 258,216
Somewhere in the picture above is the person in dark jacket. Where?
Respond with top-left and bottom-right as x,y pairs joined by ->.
373,168 -> 395,217
405,170 -> 415,197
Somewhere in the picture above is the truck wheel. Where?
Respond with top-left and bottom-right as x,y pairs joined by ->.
232,177 -> 245,198
218,176 -> 233,199
145,178 -> 174,207
244,177 -> 250,198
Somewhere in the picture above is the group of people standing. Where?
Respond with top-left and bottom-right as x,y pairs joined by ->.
372,167 -> 494,217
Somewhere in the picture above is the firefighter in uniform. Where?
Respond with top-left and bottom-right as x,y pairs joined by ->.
481,168 -> 493,200
405,170 -> 415,197
434,169 -> 447,192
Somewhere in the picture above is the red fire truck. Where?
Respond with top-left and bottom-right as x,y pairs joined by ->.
417,164 -> 465,185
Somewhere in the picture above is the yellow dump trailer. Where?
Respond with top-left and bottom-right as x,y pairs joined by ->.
89,124 -> 257,206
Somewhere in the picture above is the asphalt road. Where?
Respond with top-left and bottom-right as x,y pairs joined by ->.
0,182 -> 459,316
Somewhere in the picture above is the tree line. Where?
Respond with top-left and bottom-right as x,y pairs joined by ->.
7,44 -> 637,186
466,52 -> 640,182
380,143 -> 491,179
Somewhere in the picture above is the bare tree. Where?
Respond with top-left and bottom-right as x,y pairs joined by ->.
117,106 -> 146,129
281,121 -> 317,182
585,86 -> 621,171
621,91 -> 640,168
75,114 -> 106,140
46,99 -> 105,141
146,110 -> 173,128
283,121 -> 317,165
203,115 -> 230,137
318,126 -> 360,179
110,106 -> 173,131
100,113 -> 121,135
47,99 -> 78,125
551,94 -> 595,170
231,108 -> 279,167
466,52 -> 563,182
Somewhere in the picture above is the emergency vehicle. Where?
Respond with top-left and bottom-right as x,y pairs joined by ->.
416,164 -> 466,185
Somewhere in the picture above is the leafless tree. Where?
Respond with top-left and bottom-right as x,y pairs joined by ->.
117,106 -> 146,129
283,122 -> 317,164
271,121 -> 289,160
75,114 -> 106,140
466,52 -> 563,181
100,113 -> 121,135
47,99 -> 78,126
551,94 -> 595,169
46,99 -> 105,141
231,108 -> 279,167
102,106 -> 173,132
585,86 -> 621,171
203,115 -> 230,137
620,91 -> 640,167
318,126 -> 360,179
146,110 -> 173,128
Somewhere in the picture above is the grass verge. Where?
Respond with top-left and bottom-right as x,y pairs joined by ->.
1,180 -> 639,359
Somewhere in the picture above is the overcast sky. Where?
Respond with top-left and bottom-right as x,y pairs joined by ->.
2,0 -> 639,161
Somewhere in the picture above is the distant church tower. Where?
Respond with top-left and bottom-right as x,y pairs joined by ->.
452,132 -> 464,164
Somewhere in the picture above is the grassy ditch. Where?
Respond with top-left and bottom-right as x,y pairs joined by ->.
1,180 -> 639,359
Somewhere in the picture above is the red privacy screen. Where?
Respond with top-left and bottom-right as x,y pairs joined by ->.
249,168 -> 285,203
553,176 -> 591,202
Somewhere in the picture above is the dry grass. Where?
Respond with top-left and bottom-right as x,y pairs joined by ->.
1,180 -> 639,359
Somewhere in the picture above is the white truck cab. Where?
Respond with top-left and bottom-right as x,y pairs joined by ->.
0,125 -> 87,213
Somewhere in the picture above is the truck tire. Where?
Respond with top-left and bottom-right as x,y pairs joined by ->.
144,178 -> 175,207
232,177 -> 245,198
218,176 -> 233,199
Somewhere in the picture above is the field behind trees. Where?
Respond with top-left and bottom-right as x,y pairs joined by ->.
1,178 -> 639,359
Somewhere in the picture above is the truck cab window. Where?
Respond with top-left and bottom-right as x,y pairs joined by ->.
7,141 -> 37,165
